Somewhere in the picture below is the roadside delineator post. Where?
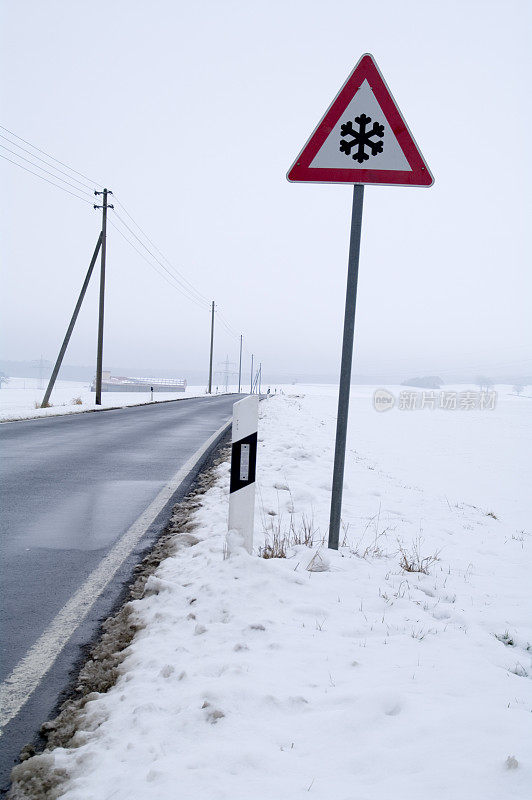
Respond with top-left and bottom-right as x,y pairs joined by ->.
228,395 -> 259,553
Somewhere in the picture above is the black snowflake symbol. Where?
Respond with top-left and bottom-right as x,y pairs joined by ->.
339,114 -> 385,163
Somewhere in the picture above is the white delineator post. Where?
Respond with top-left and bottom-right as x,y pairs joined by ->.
228,395 -> 259,553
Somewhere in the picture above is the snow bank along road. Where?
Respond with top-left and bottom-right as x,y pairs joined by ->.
0,394 -> 242,788
17,387 -> 530,800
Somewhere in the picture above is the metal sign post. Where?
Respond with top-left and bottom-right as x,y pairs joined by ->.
287,53 -> 433,549
328,184 -> 364,548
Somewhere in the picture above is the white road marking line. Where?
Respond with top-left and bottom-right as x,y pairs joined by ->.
0,417 -> 231,734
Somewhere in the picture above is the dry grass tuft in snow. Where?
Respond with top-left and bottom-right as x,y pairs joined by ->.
259,508 -> 318,559
397,534 -> 440,574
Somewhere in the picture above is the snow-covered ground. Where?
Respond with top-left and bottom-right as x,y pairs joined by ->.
16,385 -> 532,798
0,377 -> 232,421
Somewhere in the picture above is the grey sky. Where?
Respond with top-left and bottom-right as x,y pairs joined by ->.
2,0 -> 531,383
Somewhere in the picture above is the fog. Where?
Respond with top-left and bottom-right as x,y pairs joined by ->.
2,0 -> 530,384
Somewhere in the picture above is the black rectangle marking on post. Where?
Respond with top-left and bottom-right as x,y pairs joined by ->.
230,432 -> 257,494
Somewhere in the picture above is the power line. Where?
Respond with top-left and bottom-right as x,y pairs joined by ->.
0,133 -> 96,193
112,209 -> 211,310
0,152 -> 93,204
113,205 -> 245,338
113,199 -> 248,346
113,208 -> 210,307
2,125 -> 251,352
0,143 -> 95,197
0,124 -> 103,188
108,216 -> 210,312
217,308 -> 240,338
216,309 -> 240,341
113,196 -> 211,307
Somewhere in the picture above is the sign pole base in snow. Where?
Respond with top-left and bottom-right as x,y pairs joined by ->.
228,394 -> 259,553
328,184 -> 364,549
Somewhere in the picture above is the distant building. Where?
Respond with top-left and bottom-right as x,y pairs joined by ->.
401,376 -> 444,390
91,371 -> 186,393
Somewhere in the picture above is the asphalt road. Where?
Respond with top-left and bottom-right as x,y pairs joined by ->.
0,394 -> 241,788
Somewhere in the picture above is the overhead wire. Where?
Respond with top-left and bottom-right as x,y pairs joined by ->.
3,124 -> 254,356
0,152 -> 94,205
0,143 -> 95,198
216,308 -> 240,338
111,209 -> 211,310
113,196 -> 211,307
0,123 -> 103,188
216,310 -> 241,341
0,133 -> 96,193
112,206 -> 249,346
113,198 -> 250,348
107,216 -> 210,312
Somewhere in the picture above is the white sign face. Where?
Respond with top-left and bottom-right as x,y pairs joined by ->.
310,80 -> 410,172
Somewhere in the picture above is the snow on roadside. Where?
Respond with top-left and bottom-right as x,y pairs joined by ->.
22,389 -> 531,799
0,378 -> 226,422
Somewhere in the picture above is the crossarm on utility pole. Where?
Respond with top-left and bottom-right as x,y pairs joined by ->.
41,233 -> 103,408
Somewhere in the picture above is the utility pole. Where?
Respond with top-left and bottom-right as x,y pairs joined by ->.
215,356 -> 238,393
238,334 -> 243,393
250,354 -> 254,394
208,300 -> 215,393
93,188 -> 113,405
223,355 -> 230,392
258,362 -> 262,395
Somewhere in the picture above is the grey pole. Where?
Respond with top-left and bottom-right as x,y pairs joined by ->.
41,233 -> 103,408
258,363 -> 262,395
250,354 -> 254,394
328,184 -> 365,549
238,334 -> 242,393
94,188 -> 112,405
208,301 -> 215,393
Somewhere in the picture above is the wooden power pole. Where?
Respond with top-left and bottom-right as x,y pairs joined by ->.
208,300 -> 215,393
93,188 -> 113,405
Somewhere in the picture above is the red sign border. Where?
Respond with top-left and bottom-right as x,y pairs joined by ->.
287,54 -> 434,187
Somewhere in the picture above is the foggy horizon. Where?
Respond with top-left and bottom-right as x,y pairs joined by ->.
2,0 -> 530,386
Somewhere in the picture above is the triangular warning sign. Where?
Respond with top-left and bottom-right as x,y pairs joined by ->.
287,54 -> 434,187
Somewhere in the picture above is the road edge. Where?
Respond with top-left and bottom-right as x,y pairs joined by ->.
0,393 -> 241,425
0,416 -> 232,736
6,436 -> 234,799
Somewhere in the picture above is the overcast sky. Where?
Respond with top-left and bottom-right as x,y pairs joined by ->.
2,0 -> 531,383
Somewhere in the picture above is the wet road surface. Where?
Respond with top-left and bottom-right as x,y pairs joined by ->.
0,395 -> 240,788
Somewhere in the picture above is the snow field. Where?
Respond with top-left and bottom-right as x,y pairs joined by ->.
42,389 -> 531,799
